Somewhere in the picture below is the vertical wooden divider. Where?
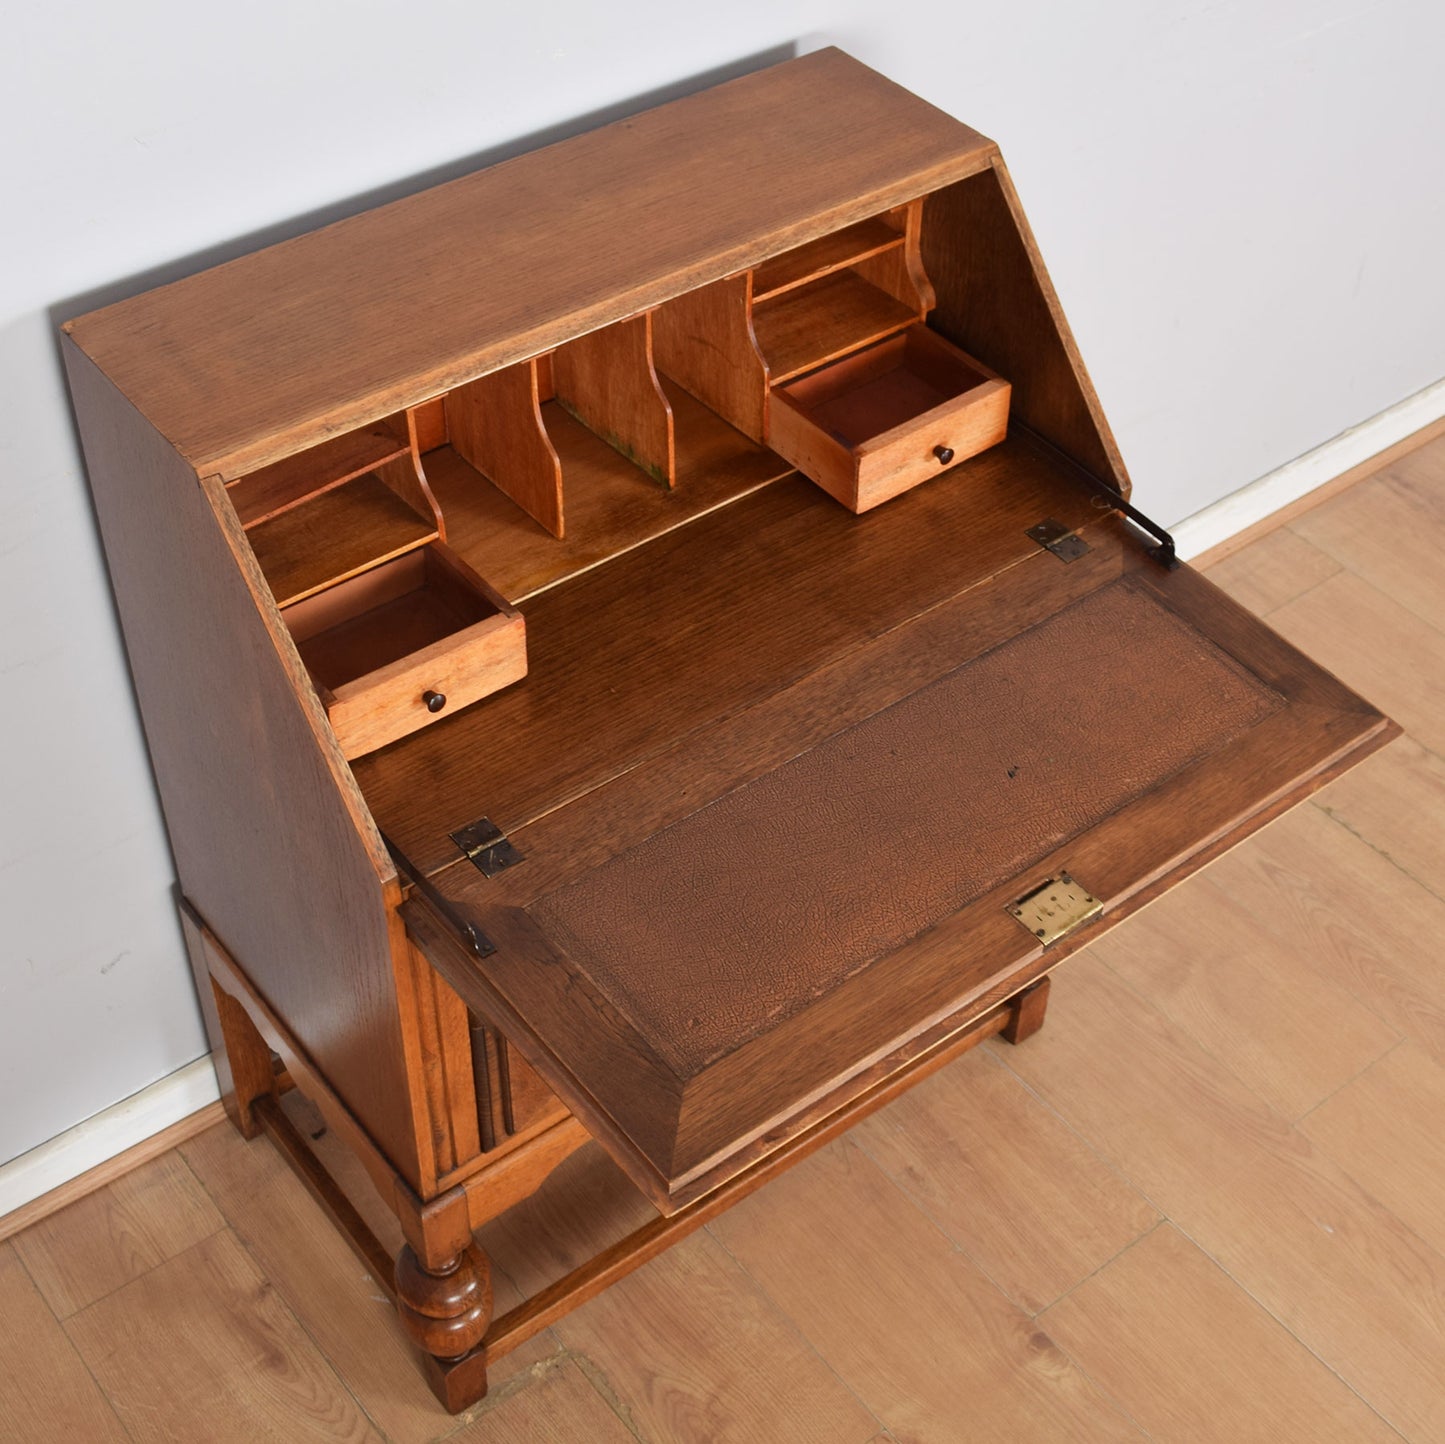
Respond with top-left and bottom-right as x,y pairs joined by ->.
375,408 -> 447,541
852,198 -> 934,315
410,396 -> 449,454
447,361 -> 565,537
653,274 -> 770,443
553,313 -> 676,487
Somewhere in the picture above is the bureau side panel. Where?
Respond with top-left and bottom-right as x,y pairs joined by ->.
63,336 -> 425,1185
922,159 -> 1131,495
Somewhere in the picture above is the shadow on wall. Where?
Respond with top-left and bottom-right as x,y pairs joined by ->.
48,43 -> 797,333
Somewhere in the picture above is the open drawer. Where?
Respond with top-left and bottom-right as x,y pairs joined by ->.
397,509 -> 1393,1213
768,325 -> 1011,511
282,543 -> 526,759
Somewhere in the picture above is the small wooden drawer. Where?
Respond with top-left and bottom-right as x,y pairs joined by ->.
282,544 -> 526,759
768,325 -> 1010,512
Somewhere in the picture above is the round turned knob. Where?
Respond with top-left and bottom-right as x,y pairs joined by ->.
934,445 -> 955,465
423,690 -> 447,713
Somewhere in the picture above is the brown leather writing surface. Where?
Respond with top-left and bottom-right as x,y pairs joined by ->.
532,579 -> 1279,1076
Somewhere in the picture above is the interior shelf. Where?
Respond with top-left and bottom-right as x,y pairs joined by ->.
752,269 -> 920,384
751,217 -> 904,301
425,380 -> 792,602
227,423 -> 410,529
249,472 -> 439,607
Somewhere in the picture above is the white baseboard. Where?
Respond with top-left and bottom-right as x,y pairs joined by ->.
0,1058 -> 221,1220
3,375 -> 1443,1228
1172,375 -> 1445,560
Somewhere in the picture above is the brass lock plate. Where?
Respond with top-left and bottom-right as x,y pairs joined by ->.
1008,873 -> 1102,945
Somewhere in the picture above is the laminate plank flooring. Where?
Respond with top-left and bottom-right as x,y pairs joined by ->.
1312,733 -> 1445,895
0,1244 -> 130,1443
549,1228 -> 880,1444
65,1230 -> 384,1442
6,430 -> 1445,1441
1039,1223 -> 1402,1444
849,1047 -> 1159,1314
708,1139 -> 1149,1443
179,1122 -> 559,1444
1300,1041 -> 1445,1256
1088,872 -> 1400,1119
10,1149 -> 225,1318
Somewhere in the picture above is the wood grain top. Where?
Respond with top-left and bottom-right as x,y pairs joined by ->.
64,49 -> 995,481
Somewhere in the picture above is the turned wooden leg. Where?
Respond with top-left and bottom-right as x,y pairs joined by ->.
1001,974 -> 1051,1045
178,900 -> 275,1137
394,1183 -> 493,1413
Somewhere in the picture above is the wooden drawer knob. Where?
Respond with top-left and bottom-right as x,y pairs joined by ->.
423,690 -> 448,713
934,445 -> 955,465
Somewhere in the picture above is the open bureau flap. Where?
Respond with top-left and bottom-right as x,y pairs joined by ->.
394,486 -> 1394,1213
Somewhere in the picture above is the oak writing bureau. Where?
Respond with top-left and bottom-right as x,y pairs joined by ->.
63,48 -> 1395,1412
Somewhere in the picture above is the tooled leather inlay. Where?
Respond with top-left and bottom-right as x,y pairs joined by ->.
530,580 -> 1281,1076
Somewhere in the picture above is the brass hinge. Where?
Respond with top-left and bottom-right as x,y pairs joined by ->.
451,816 -> 525,877
1008,873 -> 1102,946
1026,518 -> 1090,562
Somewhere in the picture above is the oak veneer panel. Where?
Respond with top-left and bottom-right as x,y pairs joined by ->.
479,529 -> 1127,906
62,337 -> 425,1188
65,1230 -> 383,1443
1091,874 -> 1399,1119
447,1360 -> 636,1443
358,430 -> 1105,872
852,1049 -> 1158,1314
427,379 -> 789,601
1268,568 -> 1445,755
553,312 -> 675,486
447,360 -> 564,537
1301,1043 -> 1445,1254
0,1244 -> 130,1444
709,1141 -> 1146,1442
998,957 -> 1445,1441
181,1124 -> 553,1444
923,162 -> 1129,492
1040,1225 -> 1401,1444
66,50 -> 995,480
551,1229 -> 881,1444
11,1151 -> 224,1318
652,275 -> 770,442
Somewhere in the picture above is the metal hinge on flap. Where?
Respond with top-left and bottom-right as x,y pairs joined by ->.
1026,518 -> 1090,562
382,833 -> 496,959
451,816 -> 525,877
1008,873 -> 1103,946
1027,490 -> 1180,571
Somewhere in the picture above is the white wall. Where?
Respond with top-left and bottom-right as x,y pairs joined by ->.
3,0 -> 1443,1168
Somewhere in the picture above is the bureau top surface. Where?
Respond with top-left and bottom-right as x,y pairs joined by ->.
64,48 -> 994,481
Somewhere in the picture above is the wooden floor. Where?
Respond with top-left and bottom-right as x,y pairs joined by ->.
6,433 -> 1445,1443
